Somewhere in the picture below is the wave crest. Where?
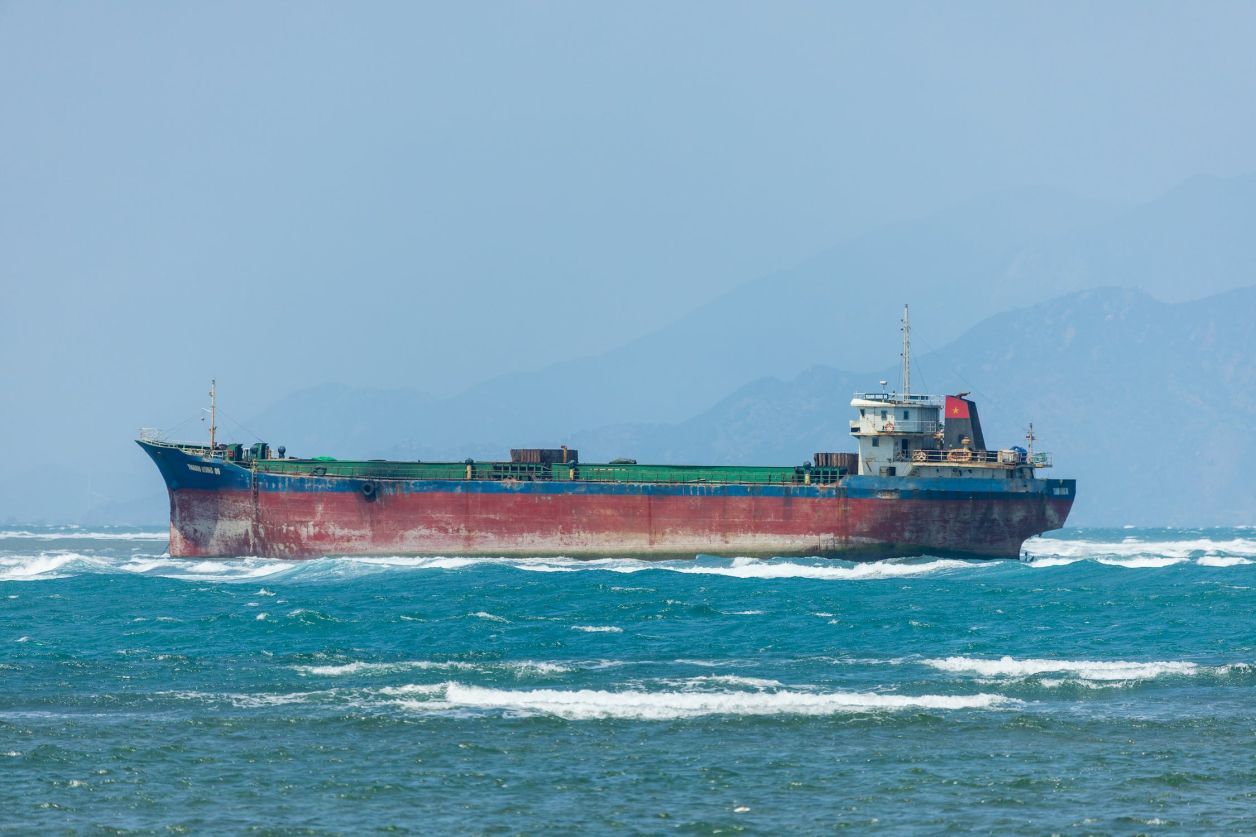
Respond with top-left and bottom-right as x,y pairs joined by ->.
395,683 -> 1019,720
924,655 -> 1200,681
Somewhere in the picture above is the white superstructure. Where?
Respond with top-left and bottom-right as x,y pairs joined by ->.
849,392 -> 942,476
847,306 -> 1050,479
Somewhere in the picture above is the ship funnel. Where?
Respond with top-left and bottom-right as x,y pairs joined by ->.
943,395 -> 987,451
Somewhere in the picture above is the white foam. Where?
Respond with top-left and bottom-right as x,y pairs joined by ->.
294,661 -> 475,676
292,659 -> 569,677
1198,555 -> 1254,567
1025,556 -> 1085,568
296,662 -> 395,676
655,557 -> 982,581
0,530 -> 168,541
469,611 -> 509,623
1026,535 -> 1256,563
347,555 -> 485,571
1037,678 -> 1130,690
399,683 -> 1019,720
116,556 -> 297,582
1098,556 -> 1189,568
924,655 -> 1199,681
10,532 -> 1248,584
571,625 -> 623,633
376,684 -> 447,697
674,675 -> 785,690
503,660 -> 571,675
435,555 -> 986,581
0,553 -> 91,581
162,689 -> 322,708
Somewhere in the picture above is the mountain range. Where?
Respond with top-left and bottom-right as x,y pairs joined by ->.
251,285 -> 1255,527
5,174 -> 1254,527
248,172 -> 1256,455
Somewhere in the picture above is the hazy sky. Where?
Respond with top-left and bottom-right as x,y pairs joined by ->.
2,1 -> 1254,441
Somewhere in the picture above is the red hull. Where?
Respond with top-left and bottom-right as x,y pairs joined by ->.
166,487 -> 1074,560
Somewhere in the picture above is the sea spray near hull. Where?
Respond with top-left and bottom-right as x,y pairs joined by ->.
141,442 -> 1073,560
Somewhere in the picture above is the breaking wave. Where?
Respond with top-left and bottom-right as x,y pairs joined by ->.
0,552 -> 297,583
0,550 -> 988,583
322,555 -> 990,581
663,675 -> 786,690
0,529 -> 169,541
6,530 -> 1255,584
1197,555 -> 1254,567
1096,556 -> 1190,569
0,552 -> 89,581
922,655 -> 1247,684
1024,556 -> 1085,568
392,683 -> 1020,720
1025,534 -> 1256,569
292,660 -> 570,677
490,556 -> 987,581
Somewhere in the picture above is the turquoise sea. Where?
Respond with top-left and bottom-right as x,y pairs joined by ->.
3,526 -> 1256,833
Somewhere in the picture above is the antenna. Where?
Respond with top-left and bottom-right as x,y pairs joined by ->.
900,304 -> 910,399
209,379 -> 218,451
1026,422 -> 1036,459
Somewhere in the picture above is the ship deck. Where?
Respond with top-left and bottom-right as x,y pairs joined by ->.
255,457 -> 847,486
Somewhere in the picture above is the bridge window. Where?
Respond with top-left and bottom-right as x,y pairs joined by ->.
903,410 -> 909,420
880,410 -> 887,420
871,437 -> 879,447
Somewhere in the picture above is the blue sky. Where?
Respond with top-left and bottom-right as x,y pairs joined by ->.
1,1 -> 1254,435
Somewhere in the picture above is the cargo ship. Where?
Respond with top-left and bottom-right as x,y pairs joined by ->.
138,309 -> 1074,560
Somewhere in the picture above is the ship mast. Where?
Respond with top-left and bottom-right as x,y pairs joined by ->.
209,379 -> 218,451
900,304 -> 910,399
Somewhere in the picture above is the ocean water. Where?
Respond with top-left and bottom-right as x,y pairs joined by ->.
3,527 -> 1256,833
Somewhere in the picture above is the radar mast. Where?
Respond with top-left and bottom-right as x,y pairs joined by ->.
208,379 -> 217,451
900,304 -> 910,399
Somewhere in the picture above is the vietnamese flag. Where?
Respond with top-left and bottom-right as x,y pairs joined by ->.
945,396 -> 970,419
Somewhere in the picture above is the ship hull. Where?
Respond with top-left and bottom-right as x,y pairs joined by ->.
141,443 -> 1075,560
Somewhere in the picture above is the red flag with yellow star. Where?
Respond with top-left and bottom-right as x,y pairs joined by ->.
945,396 -> 970,419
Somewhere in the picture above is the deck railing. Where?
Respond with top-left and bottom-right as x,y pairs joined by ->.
895,449 -> 1052,467
852,392 -> 941,405
850,419 -> 941,435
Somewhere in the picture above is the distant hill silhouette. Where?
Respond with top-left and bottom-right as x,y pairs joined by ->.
564,286 -> 1256,526
7,175 -> 1255,527
251,173 -> 1256,454
253,285 -> 1256,527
